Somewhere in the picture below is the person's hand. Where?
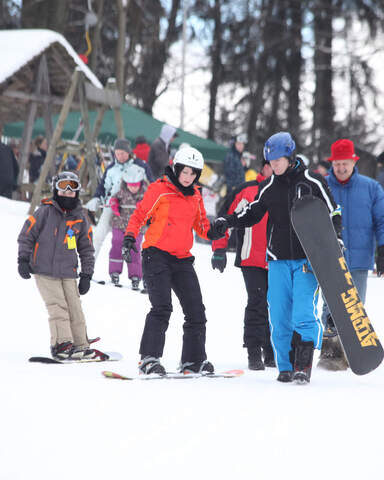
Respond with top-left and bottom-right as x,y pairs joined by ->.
207,217 -> 229,240
211,249 -> 227,273
122,235 -> 137,263
78,273 -> 91,295
376,245 -> 384,277
18,258 -> 33,279
109,197 -> 120,216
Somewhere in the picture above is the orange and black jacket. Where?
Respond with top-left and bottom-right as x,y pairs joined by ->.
126,169 -> 211,258
17,198 -> 94,278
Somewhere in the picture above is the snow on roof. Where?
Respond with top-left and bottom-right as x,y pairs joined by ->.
0,29 -> 102,88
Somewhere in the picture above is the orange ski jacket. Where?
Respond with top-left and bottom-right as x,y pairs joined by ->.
125,175 -> 210,258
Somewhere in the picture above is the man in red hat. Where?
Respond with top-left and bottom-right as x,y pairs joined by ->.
319,138 -> 384,370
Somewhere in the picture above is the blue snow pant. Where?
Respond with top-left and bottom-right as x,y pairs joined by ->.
267,259 -> 323,372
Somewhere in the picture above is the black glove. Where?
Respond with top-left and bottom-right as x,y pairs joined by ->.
78,273 -> 91,295
211,249 -> 227,273
208,217 -> 229,240
376,245 -> 384,277
18,258 -> 33,279
122,235 -> 137,263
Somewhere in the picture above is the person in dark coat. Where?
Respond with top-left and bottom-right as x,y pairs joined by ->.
211,132 -> 341,384
29,136 -> 47,183
147,124 -> 178,179
223,134 -> 247,192
0,140 -> 19,198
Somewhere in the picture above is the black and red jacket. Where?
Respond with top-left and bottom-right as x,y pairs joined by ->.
212,176 -> 268,269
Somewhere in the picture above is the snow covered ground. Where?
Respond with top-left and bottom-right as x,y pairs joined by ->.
1,195 -> 384,480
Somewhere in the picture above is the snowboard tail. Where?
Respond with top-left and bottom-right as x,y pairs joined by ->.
29,351 -> 122,364
291,195 -> 384,375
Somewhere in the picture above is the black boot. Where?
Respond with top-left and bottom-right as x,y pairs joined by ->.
292,335 -> 314,384
248,347 -> 265,370
277,371 -> 293,382
318,335 -> 349,371
263,346 -> 276,368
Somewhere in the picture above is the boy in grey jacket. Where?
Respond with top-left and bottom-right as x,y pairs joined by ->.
17,171 -> 100,360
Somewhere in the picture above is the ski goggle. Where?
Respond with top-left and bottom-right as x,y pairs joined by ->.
55,179 -> 81,192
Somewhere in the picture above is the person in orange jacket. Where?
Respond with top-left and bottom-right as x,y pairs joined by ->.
211,168 -> 275,371
122,147 -> 222,376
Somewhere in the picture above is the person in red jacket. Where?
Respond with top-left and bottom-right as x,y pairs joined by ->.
132,136 -> 151,162
211,174 -> 275,371
122,147 -> 221,376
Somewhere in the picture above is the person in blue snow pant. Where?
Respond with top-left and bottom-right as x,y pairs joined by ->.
210,132 -> 342,384
268,259 -> 322,373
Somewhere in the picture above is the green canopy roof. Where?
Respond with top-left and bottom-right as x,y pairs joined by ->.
4,103 -> 227,164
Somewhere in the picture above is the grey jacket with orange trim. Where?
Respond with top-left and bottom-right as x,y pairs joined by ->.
17,198 -> 94,279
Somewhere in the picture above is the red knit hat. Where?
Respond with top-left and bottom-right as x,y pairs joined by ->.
328,139 -> 359,162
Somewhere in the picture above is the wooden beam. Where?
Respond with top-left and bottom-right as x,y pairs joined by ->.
1,89 -> 80,109
84,81 -> 121,108
106,78 -> 124,138
78,72 -> 98,195
28,69 -> 80,214
17,56 -> 46,186
50,46 -> 73,80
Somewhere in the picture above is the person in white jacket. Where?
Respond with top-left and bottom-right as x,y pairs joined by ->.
86,139 -> 151,259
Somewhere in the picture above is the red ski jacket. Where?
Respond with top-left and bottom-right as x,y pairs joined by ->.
212,178 -> 268,269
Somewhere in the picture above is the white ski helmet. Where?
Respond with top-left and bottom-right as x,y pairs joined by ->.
173,146 -> 204,170
122,164 -> 146,184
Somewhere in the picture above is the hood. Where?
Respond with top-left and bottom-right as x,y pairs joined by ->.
159,125 -> 177,149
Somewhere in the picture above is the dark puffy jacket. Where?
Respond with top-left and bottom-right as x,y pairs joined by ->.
0,142 -> 19,190
111,181 -> 147,231
227,159 -> 340,261
18,199 -> 94,278
224,145 -> 245,191
326,167 -> 384,270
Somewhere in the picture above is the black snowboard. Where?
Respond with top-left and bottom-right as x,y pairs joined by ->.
291,195 -> 384,375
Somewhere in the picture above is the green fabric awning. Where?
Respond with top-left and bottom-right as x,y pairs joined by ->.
4,103 -> 227,164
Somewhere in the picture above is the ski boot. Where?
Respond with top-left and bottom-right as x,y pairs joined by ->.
131,276 -> 140,291
179,360 -> 215,374
247,347 -> 265,370
141,279 -> 148,294
139,356 -> 166,375
317,336 -> 349,371
277,371 -> 293,383
51,341 -> 73,360
263,345 -> 276,368
110,273 -> 120,286
292,335 -> 314,384
69,346 -> 107,361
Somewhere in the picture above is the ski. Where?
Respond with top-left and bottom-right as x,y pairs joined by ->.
29,351 -> 122,364
291,195 -> 384,375
102,369 -> 244,381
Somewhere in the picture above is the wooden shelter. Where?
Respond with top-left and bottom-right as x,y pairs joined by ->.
0,29 -> 123,213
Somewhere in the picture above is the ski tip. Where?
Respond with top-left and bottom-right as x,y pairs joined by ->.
102,370 -> 132,380
29,356 -> 62,364
222,369 -> 244,375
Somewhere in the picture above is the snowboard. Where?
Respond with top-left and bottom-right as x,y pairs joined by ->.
29,351 -> 122,364
102,369 -> 244,381
291,195 -> 384,375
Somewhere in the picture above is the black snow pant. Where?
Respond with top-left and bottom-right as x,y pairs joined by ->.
241,266 -> 271,349
140,247 -> 207,363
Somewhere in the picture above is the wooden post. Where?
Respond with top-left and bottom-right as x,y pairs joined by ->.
40,54 -> 54,176
78,72 -> 98,195
106,78 -> 124,138
28,69 -> 80,214
17,56 -> 46,187
91,105 -> 107,141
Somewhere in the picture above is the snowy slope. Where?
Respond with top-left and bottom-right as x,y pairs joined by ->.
1,196 -> 384,480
